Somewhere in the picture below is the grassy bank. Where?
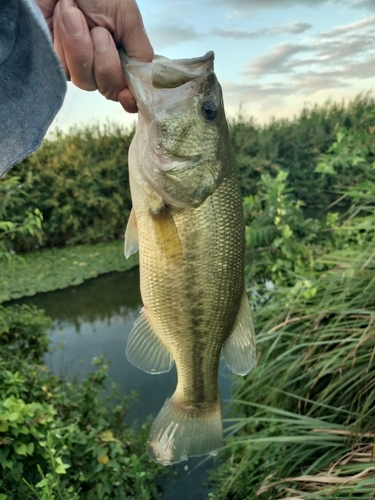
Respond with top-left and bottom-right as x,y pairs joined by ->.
208,127 -> 375,498
209,239 -> 375,499
0,240 -> 138,303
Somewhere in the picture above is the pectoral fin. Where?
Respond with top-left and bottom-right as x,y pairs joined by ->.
151,206 -> 183,262
127,308 -> 174,374
223,290 -> 256,375
124,208 -> 139,258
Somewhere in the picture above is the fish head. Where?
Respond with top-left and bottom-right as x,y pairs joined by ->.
120,51 -> 231,208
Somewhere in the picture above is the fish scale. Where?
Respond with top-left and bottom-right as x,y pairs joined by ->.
120,50 -> 256,465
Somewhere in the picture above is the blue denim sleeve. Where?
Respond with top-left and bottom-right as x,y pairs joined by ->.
0,0 -> 67,177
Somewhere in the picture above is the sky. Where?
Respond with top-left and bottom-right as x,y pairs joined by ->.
50,0 -> 375,134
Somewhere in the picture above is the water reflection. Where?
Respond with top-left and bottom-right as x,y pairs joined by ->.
9,267 -> 232,499
23,268 -> 142,329
10,268 -> 179,423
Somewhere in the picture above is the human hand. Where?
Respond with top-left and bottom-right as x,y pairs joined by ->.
36,0 -> 154,113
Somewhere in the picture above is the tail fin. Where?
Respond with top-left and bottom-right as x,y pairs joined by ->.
147,396 -> 223,465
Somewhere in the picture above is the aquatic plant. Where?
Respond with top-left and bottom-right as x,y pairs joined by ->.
0,240 -> 138,303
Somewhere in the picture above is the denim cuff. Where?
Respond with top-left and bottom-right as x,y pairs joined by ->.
0,0 -> 67,177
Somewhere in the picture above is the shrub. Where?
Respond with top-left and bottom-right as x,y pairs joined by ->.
0,177 -> 43,259
7,123 -> 134,249
0,305 -> 163,499
3,95 -> 375,252
208,126 -> 375,499
232,94 -> 375,214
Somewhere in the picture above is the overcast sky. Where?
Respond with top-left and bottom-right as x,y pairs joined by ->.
51,0 -> 375,133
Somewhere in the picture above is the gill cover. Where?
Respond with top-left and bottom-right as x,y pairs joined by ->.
120,51 -> 228,208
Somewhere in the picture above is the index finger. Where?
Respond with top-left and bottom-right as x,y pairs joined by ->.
91,27 -> 126,102
112,0 -> 154,63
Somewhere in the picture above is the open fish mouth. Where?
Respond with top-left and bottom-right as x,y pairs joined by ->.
119,51 -> 215,115
120,50 -> 214,89
151,52 -> 214,89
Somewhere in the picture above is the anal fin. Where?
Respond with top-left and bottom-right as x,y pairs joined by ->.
223,290 -> 256,375
127,308 -> 174,374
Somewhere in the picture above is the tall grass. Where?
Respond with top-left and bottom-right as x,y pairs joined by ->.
209,235 -> 375,499
209,123 -> 375,498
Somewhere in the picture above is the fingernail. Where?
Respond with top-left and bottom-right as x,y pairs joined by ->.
92,29 -> 110,54
61,9 -> 85,37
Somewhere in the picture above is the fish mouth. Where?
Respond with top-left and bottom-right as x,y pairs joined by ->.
119,51 -> 214,87
151,52 -> 214,89
119,51 -> 215,114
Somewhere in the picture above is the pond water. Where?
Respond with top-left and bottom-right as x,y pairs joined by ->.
9,267 -> 233,499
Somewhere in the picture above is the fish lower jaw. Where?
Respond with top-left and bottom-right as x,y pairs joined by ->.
151,149 -> 202,173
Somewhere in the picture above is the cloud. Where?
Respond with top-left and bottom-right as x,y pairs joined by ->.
222,82 -> 294,100
243,12 -> 375,78
216,0 -> 327,9
289,57 -> 375,94
292,72 -> 351,93
147,24 -> 202,48
317,34 -> 375,62
214,0 -> 375,11
350,0 -> 375,8
213,21 -> 312,40
245,43 -> 311,75
321,14 -> 375,37
226,9 -> 375,119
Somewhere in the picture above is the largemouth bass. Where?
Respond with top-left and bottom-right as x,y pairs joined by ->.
120,51 -> 256,466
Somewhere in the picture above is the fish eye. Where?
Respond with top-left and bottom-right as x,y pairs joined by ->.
200,100 -> 218,121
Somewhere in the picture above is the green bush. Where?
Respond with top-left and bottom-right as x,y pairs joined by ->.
8,123 -> 133,249
0,177 -> 43,259
209,126 -> 375,499
243,170 -> 333,288
2,95 -> 374,252
0,305 -> 163,499
232,94 -> 375,214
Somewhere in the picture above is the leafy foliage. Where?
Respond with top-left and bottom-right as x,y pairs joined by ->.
6,123 -> 133,249
232,94 -> 375,214
0,177 -> 43,260
2,95 -> 374,253
0,305 -> 163,499
243,171 -> 332,287
209,126 -> 375,498
0,240 -> 138,303
2,96 -> 375,498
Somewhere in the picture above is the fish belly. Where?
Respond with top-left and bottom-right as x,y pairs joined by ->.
135,173 -> 245,464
